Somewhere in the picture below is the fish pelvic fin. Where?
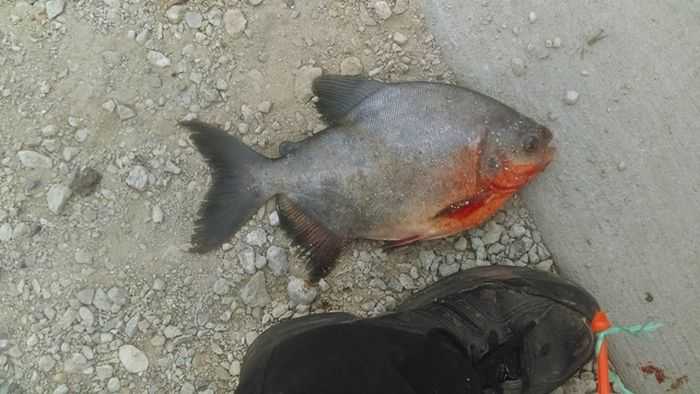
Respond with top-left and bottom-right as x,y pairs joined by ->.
312,75 -> 384,125
276,195 -> 345,283
180,119 -> 273,253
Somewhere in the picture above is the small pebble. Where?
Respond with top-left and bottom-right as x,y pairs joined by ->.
240,271 -> 271,307
38,355 -> 56,372
147,50 -> 171,68
118,345 -> 149,373
528,11 -> 537,23
46,0 -> 65,20
107,377 -> 121,392
245,228 -> 267,246
287,277 -> 318,306
116,103 -> 136,120
393,0 -> 409,14
374,1 -> 392,20
564,90 -> 580,105
165,5 -> 185,23
47,185 -> 72,214
248,0 -> 264,5
184,12 -> 203,29
224,9 -> 247,37
392,32 -> 408,45
454,237 -> 468,251
17,151 -> 52,169
163,325 -> 182,339
152,205 -> 164,223
511,57 -> 526,76
213,278 -> 230,295
340,57 -> 363,76
126,166 -> 149,191
257,101 -> 272,113
266,246 -> 288,275
152,278 -> 165,291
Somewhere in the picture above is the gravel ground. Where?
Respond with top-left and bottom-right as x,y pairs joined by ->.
0,1 -> 596,393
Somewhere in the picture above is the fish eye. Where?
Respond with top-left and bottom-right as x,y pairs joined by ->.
523,135 -> 540,153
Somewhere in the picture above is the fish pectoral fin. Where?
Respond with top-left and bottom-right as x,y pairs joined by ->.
276,195 -> 345,282
312,75 -> 385,125
434,191 -> 492,220
383,235 -> 423,251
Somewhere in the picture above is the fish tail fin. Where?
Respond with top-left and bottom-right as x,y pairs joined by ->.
180,119 -> 273,253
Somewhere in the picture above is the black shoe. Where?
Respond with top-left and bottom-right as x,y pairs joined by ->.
236,266 -> 600,394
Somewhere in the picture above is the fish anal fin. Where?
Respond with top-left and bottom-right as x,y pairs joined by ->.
276,195 -> 345,282
383,235 -> 423,251
434,191 -> 492,221
312,75 -> 384,125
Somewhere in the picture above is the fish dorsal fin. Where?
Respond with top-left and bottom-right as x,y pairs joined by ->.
312,75 -> 385,125
276,194 -> 346,282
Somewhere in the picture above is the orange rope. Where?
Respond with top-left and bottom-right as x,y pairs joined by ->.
591,311 -> 612,394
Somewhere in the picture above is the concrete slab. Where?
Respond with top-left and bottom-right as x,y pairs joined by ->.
422,1 -> 700,392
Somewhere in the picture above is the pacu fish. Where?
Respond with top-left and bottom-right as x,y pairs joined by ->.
182,75 -> 554,281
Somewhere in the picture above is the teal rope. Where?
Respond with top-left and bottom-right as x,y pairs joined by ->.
594,321 -> 663,394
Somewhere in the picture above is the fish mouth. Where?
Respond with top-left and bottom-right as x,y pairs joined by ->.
488,147 -> 555,193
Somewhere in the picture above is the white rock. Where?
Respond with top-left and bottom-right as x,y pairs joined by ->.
239,247 -> 257,274
224,9 -> 247,37
454,237 -> 469,251
0,224 -> 12,242
184,11 -> 203,29
393,0 -> 409,14
248,0 -> 264,5
152,278 -> 165,291
118,345 -> 149,373
483,222 -> 504,245
53,385 -> 69,394
46,0 -> 65,20
564,90 -> 580,105
240,271 -> 271,307
64,353 -> 88,373
38,355 -> 56,372
152,205 -> 164,223
257,101 -> 272,113
511,57 -> 526,76
340,57 -> 363,76
47,185 -> 72,214
163,325 -> 182,339
287,277 -> 318,306
96,364 -> 114,380
392,32 -> 408,45
269,211 -> 280,226
17,151 -> 52,169
126,166 -> 149,191
41,125 -> 58,137
165,5 -> 185,23
116,103 -> 136,120
213,278 -> 230,295
75,128 -> 90,143
107,377 -> 121,392
374,1 -> 392,20
266,246 -> 288,276
245,228 -> 267,246
229,360 -> 241,376
147,50 -> 171,67
79,306 -> 94,326
528,11 -> 537,23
